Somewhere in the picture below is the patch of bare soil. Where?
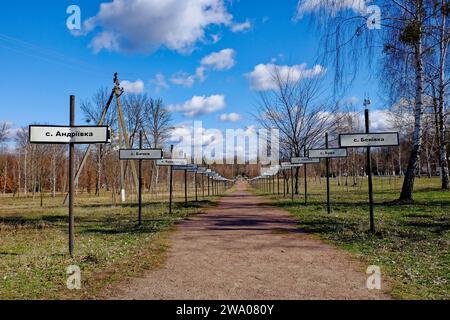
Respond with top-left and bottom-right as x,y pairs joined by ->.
105,182 -> 391,300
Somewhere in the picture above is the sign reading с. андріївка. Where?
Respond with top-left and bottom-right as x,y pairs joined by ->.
29,126 -> 110,144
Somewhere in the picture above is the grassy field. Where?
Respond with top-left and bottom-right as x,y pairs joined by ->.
253,176 -> 449,300
0,191 -> 218,300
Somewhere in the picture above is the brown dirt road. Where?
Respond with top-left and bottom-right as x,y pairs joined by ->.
107,182 -> 390,300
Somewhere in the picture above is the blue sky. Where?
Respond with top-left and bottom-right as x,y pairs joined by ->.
0,0 -> 381,133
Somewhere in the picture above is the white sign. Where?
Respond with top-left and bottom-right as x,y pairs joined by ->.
291,157 -> 320,164
156,159 -> 188,166
173,165 -> 198,171
119,149 -> 163,160
29,126 -> 110,144
281,162 -> 304,168
308,148 -> 348,158
339,133 -> 399,148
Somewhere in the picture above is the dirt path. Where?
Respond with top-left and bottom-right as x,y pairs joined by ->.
107,182 -> 390,300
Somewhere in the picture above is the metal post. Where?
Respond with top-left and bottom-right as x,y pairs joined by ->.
277,172 -> 280,195
304,148 -> 308,206
208,174 -> 210,196
272,175 -> 275,194
184,169 -> 188,205
169,145 -> 174,214
138,130 -> 143,226
291,167 -> 294,202
202,173 -> 205,198
195,172 -> 198,202
326,133 -> 331,214
365,109 -> 375,233
69,95 -> 75,257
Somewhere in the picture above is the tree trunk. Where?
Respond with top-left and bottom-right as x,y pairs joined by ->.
400,32 -> 425,201
24,148 -> 27,197
52,151 -> 56,198
438,0 -> 449,190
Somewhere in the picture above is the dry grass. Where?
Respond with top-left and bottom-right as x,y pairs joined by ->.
0,191 -> 217,300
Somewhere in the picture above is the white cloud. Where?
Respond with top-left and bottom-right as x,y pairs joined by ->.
200,48 -> 236,70
195,66 -> 207,82
171,48 -> 236,87
367,109 -> 392,132
231,20 -> 252,33
168,94 -> 226,116
247,63 -> 326,91
345,96 -> 359,105
121,80 -> 145,94
295,0 -> 367,20
150,73 -> 169,92
84,0 -> 233,54
170,72 -> 196,88
219,113 -> 243,122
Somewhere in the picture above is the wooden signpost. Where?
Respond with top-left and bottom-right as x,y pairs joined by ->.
156,158 -> 188,213
339,107 -> 400,233
29,96 -> 111,257
119,132 -> 163,226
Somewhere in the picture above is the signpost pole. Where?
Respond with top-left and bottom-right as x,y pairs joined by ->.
69,96 -> 75,257
277,172 -> 280,195
138,131 -> 143,226
365,108 -> 375,233
303,148 -> 308,206
325,133 -> 331,214
169,145 -> 174,214
195,172 -> 198,202
202,173 -> 205,199
184,169 -> 188,205
272,175 -> 275,195
291,167 -> 294,202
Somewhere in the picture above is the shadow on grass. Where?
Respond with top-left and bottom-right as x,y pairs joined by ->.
81,225 -> 164,235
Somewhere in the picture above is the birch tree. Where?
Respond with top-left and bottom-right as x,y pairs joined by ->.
296,0 -> 448,200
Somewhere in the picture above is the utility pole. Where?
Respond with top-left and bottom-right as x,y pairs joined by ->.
114,73 -> 139,201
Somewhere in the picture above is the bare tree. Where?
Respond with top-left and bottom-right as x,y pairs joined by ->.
254,67 -> 340,193
143,98 -> 173,191
0,122 -> 10,145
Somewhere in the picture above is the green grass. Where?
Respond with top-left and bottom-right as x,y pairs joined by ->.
253,176 -> 449,300
0,192 -> 218,300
